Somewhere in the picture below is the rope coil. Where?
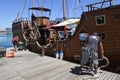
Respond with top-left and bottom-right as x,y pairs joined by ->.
98,56 -> 109,69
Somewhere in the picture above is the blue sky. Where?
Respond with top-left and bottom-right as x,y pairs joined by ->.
0,0 -> 120,30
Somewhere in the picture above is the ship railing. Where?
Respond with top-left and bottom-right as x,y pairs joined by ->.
13,18 -> 28,23
86,0 -> 113,11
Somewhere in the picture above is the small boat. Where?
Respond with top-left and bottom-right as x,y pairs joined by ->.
12,0 -> 54,53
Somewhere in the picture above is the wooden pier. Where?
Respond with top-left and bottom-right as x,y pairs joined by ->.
0,47 -> 119,80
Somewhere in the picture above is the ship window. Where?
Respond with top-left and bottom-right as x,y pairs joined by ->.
95,15 -> 106,25
79,29 -> 88,41
98,33 -> 105,40
79,29 -> 88,46
58,31 -> 64,40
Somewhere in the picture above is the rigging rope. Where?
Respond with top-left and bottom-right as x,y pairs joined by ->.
42,0 -> 46,7
69,0 -> 75,18
79,0 -> 89,21
49,0 -> 53,18
14,0 -> 27,20
20,0 -> 27,18
21,22 -> 29,41
39,0 -> 46,16
33,20 -> 41,38
37,0 -> 40,7
29,20 -> 52,48
98,56 -> 109,69
55,1 -> 62,20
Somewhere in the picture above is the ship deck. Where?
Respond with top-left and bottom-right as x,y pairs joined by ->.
0,47 -> 119,80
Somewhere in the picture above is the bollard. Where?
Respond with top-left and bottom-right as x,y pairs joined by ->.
55,51 -> 59,59
60,50 -> 64,60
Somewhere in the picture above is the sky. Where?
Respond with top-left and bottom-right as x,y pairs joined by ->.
0,0 -> 120,30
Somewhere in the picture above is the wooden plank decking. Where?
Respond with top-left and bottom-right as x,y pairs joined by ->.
0,47 -> 119,80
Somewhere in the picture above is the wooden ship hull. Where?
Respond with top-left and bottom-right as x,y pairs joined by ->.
12,1 -> 120,73
77,5 -> 120,69
57,4 -> 120,72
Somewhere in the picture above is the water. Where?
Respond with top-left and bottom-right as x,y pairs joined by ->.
0,33 -> 13,48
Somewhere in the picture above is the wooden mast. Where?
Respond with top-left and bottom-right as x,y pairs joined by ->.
32,0 -> 34,13
62,0 -> 66,21
62,0 -> 66,37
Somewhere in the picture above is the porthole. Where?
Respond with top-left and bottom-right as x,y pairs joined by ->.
95,15 -> 106,25
98,33 -> 105,40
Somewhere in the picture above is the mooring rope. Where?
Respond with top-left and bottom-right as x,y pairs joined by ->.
98,56 -> 109,69
30,20 -> 52,48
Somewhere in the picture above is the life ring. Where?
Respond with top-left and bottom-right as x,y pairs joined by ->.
6,52 -> 14,58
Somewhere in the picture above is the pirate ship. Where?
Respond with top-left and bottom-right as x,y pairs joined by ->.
12,0 -> 120,73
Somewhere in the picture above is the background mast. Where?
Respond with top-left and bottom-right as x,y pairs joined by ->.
32,0 -> 34,14
62,0 -> 66,21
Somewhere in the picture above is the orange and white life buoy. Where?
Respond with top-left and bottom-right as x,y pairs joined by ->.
6,52 -> 14,58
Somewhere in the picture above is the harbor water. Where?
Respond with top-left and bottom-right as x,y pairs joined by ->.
0,33 -> 13,48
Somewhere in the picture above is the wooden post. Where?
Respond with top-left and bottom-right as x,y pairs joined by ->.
64,26 -> 66,38
42,47 -> 45,56
62,0 -> 66,21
